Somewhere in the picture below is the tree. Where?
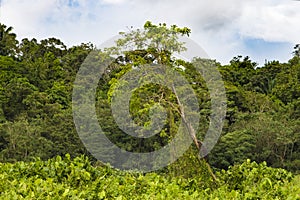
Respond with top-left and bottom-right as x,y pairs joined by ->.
0,118 -> 52,162
0,23 -> 18,57
96,21 -> 219,180
293,44 -> 300,57
211,112 -> 300,171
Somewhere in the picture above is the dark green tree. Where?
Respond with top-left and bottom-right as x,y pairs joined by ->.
0,23 -> 18,57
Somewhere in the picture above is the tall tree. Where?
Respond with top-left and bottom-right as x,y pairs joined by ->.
97,21 -> 219,180
0,23 -> 18,57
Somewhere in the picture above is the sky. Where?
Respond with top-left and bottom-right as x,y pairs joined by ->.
1,0 -> 300,66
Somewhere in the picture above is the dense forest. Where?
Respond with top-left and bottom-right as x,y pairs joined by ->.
0,21 -> 299,199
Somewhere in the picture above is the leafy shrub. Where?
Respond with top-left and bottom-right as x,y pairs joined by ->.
217,159 -> 294,199
0,155 -> 299,199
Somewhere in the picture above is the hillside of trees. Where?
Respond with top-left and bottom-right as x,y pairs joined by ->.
0,21 -> 299,198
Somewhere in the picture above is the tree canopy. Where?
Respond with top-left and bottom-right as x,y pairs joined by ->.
0,21 -> 299,177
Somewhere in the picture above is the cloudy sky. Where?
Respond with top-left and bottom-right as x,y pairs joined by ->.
1,0 -> 299,65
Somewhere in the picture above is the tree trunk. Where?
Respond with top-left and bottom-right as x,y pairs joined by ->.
171,84 -> 217,182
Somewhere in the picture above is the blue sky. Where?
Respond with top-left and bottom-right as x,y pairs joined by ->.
242,38 -> 294,65
1,0 -> 299,66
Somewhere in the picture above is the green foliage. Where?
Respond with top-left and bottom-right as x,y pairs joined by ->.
113,21 -> 191,65
218,159 -> 293,191
0,156 -> 299,199
0,23 -> 18,57
211,112 -> 300,171
0,21 -> 299,199
91,22 -> 220,180
0,24 -> 92,162
212,160 -> 299,200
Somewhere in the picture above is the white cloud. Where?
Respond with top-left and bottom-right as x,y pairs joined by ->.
1,0 -> 56,37
101,0 -> 127,5
1,0 -> 299,64
237,0 -> 300,43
